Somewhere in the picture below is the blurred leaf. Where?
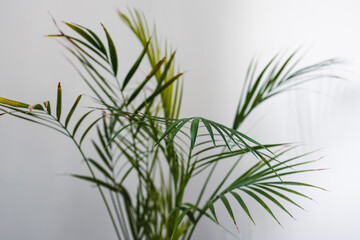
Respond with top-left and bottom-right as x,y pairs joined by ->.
44,101 -> 51,114
230,191 -> 255,224
71,174 -> 119,192
101,24 -> 118,76
0,97 -> 30,109
72,110 -> 94,136
220,195 -> 239,231
122,39 -> 151,91
56,82 -> 62,120
65,94 -> 82,127
64,22 -> 101,51
233,51 -> 341,130
88,158 -> 113,180
190,118 -> 199,149
127,57 -> 165,104
241,189 -> 281,225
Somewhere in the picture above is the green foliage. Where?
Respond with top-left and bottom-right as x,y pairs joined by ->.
0,9 -> 340,240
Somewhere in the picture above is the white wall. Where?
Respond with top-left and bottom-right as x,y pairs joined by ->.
1,0 -> 359,239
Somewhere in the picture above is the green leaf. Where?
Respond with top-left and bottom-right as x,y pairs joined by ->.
64,22 -> 101,51
154,119 -> 183,147
0,97 -> 29,109
241,188 -> 281,225
207,200 -> 219,223
44,101 -> 51,114
72,110 -> 94,136
0,110 -> 67,136
58,33 -> 112,74
108,120 -> 147,146
71,174 -> 119,192
68,35 -> 107,61
88,158 -> 113,180
65,94 -> 82,127
259,184 -> 313,200
255,184 -> 304,210
122,39 -> 151,91
166,119 -> 190,149
79,115 -> 104,145
230,191 -> 255,224
48,33 -> 107,61
96,126 -> 111,158
171,208 -> 193,239
208,121 -> 231,150
185,213 -> 196,225
232,51 -> 341,130
74,23 -> 107,55
216,124 -> 242,149
261,181 -> 325,190
136,73 -> 183,112
190,118 -> 200,149
201,118 -> 216,146
127,57 -> 165,104
220,195 -> 239,231
56,82 -> 62,120
249,186 -> 294,219
92,140 -> 112,171
33,104 -> 44,111
102,24 -> 118,76
0,97 -> 43,111
158,51 -> 176,86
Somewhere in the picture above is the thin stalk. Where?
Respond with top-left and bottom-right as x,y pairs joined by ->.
53,116 -> 122,240
109,190 -> 128,239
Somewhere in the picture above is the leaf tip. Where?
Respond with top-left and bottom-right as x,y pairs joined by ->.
234,221 -> 240,234
103,110 -> 110,120
278,222 -> 284,228
27,105 -> 35,113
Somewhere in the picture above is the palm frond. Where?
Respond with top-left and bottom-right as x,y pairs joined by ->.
119,9 -> 183,119
200,146 -> 323,231
233,50 -> 342,130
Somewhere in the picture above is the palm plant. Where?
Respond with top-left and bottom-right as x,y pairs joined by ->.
0,9 -> 340,240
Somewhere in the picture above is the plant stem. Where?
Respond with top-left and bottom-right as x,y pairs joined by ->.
55,117 -> 122,240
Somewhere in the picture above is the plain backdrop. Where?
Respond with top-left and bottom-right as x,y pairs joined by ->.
1,0 -> 360,239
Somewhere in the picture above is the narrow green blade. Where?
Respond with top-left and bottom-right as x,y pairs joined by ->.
190,118 -> 200,149
72,110 -> 94,136
0,97 -> 29,109
44,101 -> 51,114
102,24 -> 118,76
122,39 -> 151,91
207,200 -> 219,223
71,174 -> 118,192
127,57 -> 165,104
220,195 -> 239,232
201,118 -> 216,146
56,82 -> 62,120
230,191 -> 255,224
242,189 -> 281,226
65,94 -> 82,127
249,186 -> 294,219
64,22 -> 100,50
88,158 -> 112,180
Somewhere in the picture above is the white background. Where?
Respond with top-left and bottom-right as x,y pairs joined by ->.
1,0 -> 360,239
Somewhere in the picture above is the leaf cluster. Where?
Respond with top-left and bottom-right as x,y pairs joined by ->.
0,9 -> 340,240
